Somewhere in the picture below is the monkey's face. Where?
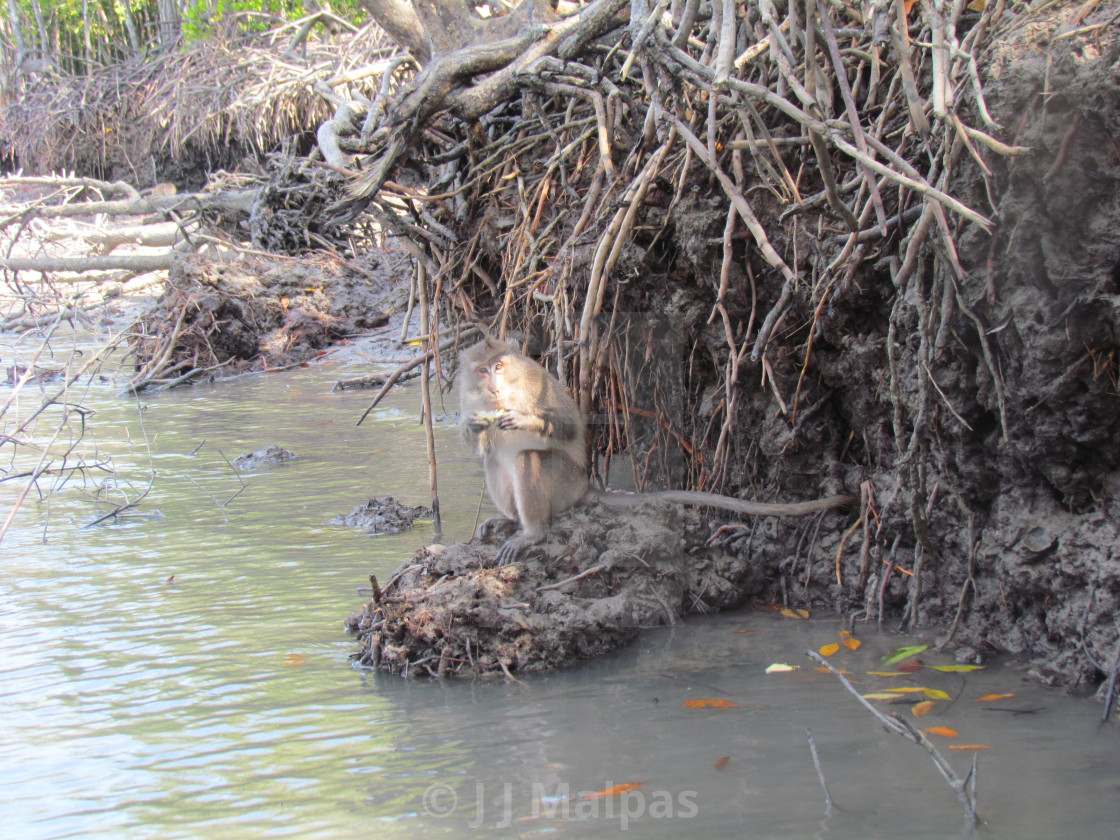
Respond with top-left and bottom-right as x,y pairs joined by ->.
469,353 -> 509,406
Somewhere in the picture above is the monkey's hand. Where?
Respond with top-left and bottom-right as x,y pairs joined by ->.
466,410 -> 503,433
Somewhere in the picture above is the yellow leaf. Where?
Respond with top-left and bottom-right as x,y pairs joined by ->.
684,698 -> 740,709
885,687 -> 931,694
862,693 -> 901,700
975,693 -> 1015,702
815,667 -> 850,674
966,0 -> 985,11
797,608 -> 810,619
766,663 -> 799,673
923,689 -> 952,701
284,653 -> 306,667
924,726 -> 958,738
867,671 -> 907,677
780,608 -> 809,620
819,643 -> 841,656
912,700 -> 935,717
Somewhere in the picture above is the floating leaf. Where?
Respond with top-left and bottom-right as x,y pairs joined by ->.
863,693 -> 902,700
819,643 -> 841,656
912,700 -> 935,717
843,637 -> 862,651
733,629 -> 758,635
780,608 -> 809,620
163,575 -> 175,584
815,667 -> 850,674
898,661 -> 923,673
929,664 -> 985,672
923,689 -> 952,701
284,653 -> 306,667
714,756 -> 730,771
975,693 -> 1015,702
765,663 -> 799,673
582,782 -> 645,800
867,671 -> 907,677
885,687 -> 931,694
924,726 -> 959,738
883,644 -> 928,665
949,745 -> 991,750
684,698 -> 740,709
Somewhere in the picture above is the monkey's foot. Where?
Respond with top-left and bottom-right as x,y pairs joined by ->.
478,516 -> 518,542
496,533 -> 544,566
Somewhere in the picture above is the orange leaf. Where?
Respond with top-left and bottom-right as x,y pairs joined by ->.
819,643 -> 841,656
843,637 -> 862,650
912,700 -> 935,718
904,0 -> 918,14
816,667 -> 850,674
898,661 -> 922,672
733,629 -> 758,635
714,756 -> 730,771
684,698 -> 740,709
284,653 -> 306,667
975,693 -> 1015,702
582,782 -> 645,799
780,608 -> 808,620
949,745 -> 991,750
924,726 -> 958,738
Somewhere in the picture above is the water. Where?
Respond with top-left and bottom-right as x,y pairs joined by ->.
1,349 -> 1118,839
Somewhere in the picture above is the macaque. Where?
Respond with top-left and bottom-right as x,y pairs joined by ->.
459,337 -> 854,563
460,336 -> 589,564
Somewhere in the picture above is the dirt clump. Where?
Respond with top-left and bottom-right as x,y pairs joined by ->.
231,445 -> 296,471
333,496 -> 434,535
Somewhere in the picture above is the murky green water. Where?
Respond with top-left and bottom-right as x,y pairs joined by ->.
2,347 -> 1118,839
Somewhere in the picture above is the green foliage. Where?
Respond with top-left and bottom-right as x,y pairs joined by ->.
8,0 -> 370,69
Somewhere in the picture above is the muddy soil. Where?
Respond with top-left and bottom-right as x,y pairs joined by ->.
128,247 -> 414,382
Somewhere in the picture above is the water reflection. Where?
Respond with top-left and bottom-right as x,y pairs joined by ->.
0,360 -> 1117,839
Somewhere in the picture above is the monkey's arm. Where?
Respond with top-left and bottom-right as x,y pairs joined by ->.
497,409 -> 579,441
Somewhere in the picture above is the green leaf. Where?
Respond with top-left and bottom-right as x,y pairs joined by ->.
928,664 -> 985,672
882,644 -> 928,666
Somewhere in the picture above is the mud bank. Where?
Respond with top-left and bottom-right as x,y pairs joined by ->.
345,500 -> 848,677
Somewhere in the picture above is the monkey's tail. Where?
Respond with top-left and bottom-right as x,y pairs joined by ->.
595,489 -> 857,516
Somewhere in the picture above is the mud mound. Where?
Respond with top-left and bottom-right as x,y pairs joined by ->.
346,500 -> 818,677
127,251 -> 405,389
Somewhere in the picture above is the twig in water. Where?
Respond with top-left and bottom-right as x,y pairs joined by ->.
808,649 -> 977,826
805,726 -> 835,814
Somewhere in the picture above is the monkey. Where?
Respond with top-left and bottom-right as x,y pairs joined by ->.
459,337 -> 855,563
460,336 -> 589,564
